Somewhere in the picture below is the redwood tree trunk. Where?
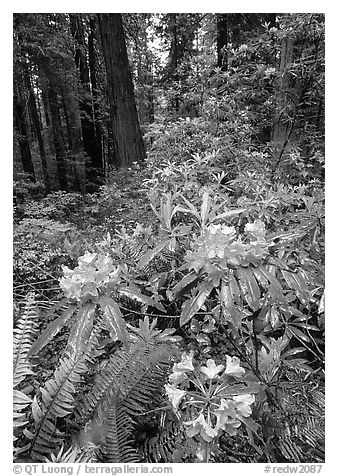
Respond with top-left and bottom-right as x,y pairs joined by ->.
98,13 -> 146,168
70,14 -> 103,177
24,69 -> 51,192
14,87 -> 35,180
217,14 -> 228,70
88,16 -> 103,158
272,36 -> 295,166
47,86 -> 68,191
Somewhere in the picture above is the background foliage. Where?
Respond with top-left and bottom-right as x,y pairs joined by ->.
13,12 -> 324,464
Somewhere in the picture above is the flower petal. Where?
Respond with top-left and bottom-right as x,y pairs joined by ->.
200,359 -> 224,379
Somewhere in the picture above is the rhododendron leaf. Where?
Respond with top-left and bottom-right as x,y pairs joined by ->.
180,282 -> 213,326
28,305 -> 77,356
190,318 -> 201,333
136,240 -> 168,271
196,333 -> 211,345
210,208 -> 245,221
200,192 -> 211,225
67,303 -> 96,357
254,268 -> 283,295
237,267 -> 260,311
119,286 -> 166,312
100,295 -> 130,350
172,271 -> 199,300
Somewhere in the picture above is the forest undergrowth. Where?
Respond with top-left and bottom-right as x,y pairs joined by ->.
13,12 -> 324,464
13,117 -> 325,464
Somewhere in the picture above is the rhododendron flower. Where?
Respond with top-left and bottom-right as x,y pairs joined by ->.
245,219 -> 266,241
214,399 -> 243,436
224,355 -> 245,377
59,252 -> 121,301
173,351 -> 194,372
169,370 -> 188,386
78,251 -> 97,266
233,394 -> 255,417
214,398 -> 237,425
185,219 -> 269,270
200,359 -> 224,379
208,224 -> 236,237
184,413 -> 218,442
221,420 -> 242,436
165,384 -> 186,410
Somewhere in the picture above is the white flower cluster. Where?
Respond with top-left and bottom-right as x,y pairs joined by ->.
186,219 -> 269,269
165,352 -> 255,442
59,251 -> 121,301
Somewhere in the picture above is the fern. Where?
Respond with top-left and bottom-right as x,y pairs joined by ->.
262,387 -> 324,463
26,323 -> 100,461
74,318 -> 177,462
13,293 -> 38,389
13,293 -> 38,445
140,418 -> 184,463
96,397 -> 139,463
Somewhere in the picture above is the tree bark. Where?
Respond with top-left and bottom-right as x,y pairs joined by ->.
88,16 -> 103,155
70,14 -> 103,178
272,36 -> 295,164
135,16 -> 155,125
217,14 -> 228,70
24,69 -> 51,192
47,86 -> 68,191
98,13 -> 146,168
13,86 -> 35,180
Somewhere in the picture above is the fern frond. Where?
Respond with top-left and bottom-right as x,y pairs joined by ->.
76,340 -> 172,425
75,318 -> 178,463
13,293 -> 38,389
27,325 -> 100,462
96,397 -> 139,463
140,419 -> 184,463
13,293 -> 38,444
265,387 -> 325,463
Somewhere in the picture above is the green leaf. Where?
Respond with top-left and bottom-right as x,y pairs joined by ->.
281,270 -> 308,301
100,295 -> 130,350
237,267 -> 260,311
137,240 -> 168,270
180,282 -> 213,326
28,305 -> 77,357
119,286 -> 166,312
228,271 -> 241,300
171,271 -> 199,299
200,192 -> 211,225
253,267 -> 283,294
67,303 -> 96,357
220,281 -> 233,307
210,208 -> 246,222
286,325 -> 311,342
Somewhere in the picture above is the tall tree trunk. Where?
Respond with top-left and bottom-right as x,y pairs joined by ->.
13,87 -> 35,180
70,14 -> 103,185
24,69 -> 51,192
47,86 -> 68,191
60,88 -> 73,151
88,16 -> 103,158
272,36 -> 295,166
135,16 -> 155,125
217,14 -> 228,70
98,13 -> 146,168
168,14 -> 180,112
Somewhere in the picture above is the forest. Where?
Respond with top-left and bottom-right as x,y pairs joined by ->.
13,13 -> 325,464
